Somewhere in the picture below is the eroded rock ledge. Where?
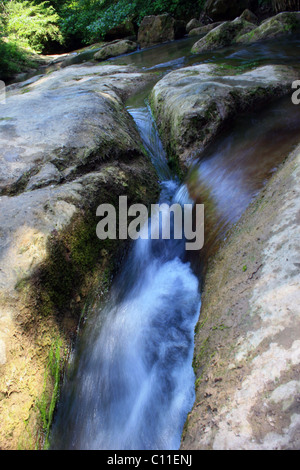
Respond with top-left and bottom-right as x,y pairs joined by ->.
0,64 -> 159,449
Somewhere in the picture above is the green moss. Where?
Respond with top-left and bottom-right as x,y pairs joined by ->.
20,88 -> 31,94
212,323 -> 230,331
194,316 -> 208,335
2,168 -> 38,196
215,61 -> 260,75
29,205 -> 120,321
192,335 -> 210,373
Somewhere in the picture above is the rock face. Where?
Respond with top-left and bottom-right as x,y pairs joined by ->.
191,18 -> 255,53
240,8 -> 259,24
205,0 -> 257,21
191,12 -> 300,53
181,143 -> 300,450
188,22 -> 223,37
150,64 -> 298,166
94,40 -> 138,61
137,14 -> 185,48
0,64 -> 159,449
237,12 -> 300,44
186,18 -> 201,33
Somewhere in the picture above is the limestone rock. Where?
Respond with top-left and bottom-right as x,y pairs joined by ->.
191,18 -> 255,53
181,144 -> 300,450
186,18 -> 201,33
138,14 -> 180,48
94,40 -> 138,61
26,162 -> 62,191
237,11 -> 300,44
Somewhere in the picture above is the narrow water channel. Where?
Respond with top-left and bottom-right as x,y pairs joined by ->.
50,36 -> 300,450
50,100 -> 201,450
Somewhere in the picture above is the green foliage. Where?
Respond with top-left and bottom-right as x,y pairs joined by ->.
0,37 -> 36,80
86,0 -> 136,43
0,0 -> 206,76
60,0 -> 206,45
3,0 -> 63,52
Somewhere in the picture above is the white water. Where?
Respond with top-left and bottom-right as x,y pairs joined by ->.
50,104 -> 201,450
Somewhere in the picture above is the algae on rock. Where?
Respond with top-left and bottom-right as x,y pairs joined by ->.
0,64 -> 159,449
150,64 -> 298,167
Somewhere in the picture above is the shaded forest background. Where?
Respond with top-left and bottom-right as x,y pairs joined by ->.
0,0 -> 299,79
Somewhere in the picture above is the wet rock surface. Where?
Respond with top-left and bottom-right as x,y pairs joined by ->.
150,63 -> 298,166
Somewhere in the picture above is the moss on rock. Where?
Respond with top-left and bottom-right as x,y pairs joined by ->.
237,12 -> 300,43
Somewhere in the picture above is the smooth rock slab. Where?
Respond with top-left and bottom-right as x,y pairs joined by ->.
191,18 -> 255,53
1,64 -> 152,195
186,18 -> 201,34
188,22 -> 223,37
181,144 -> 300,450
94,40 -> 138,61
138,13 -> 184,48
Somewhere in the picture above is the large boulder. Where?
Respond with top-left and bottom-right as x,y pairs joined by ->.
205,0 -> 258,21
94,39 -> 138,61
0,64 -> 159,449
137,14 -> 185,48
186,18 -> 201,33
150,63 -> 298,166
237,11 -> 300,44
191,18 -> 255,53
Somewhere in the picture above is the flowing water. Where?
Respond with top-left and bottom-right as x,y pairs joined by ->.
50,35 -> 300,450
51,101 -> 201,450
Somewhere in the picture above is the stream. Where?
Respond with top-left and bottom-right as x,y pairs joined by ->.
50,35 -> 300,450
